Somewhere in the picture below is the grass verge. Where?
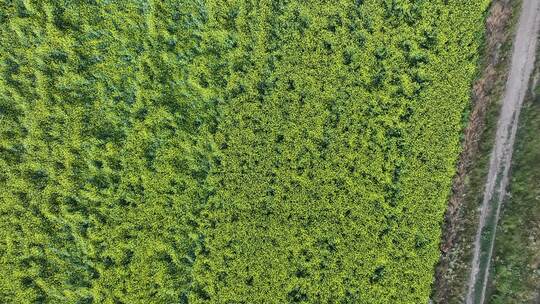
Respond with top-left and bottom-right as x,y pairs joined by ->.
487,47 -> 540,304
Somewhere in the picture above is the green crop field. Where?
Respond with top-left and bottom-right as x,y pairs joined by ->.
0,1 -> 489,303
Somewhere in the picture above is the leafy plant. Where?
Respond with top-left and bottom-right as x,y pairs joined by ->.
0,0 -> 489,303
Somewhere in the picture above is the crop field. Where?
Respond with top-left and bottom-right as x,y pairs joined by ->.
0,1 -> 489,303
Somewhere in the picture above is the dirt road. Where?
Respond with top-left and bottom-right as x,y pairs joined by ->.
466,1 -> 540,303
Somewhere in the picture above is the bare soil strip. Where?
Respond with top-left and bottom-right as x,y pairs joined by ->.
466,1 -> 540,303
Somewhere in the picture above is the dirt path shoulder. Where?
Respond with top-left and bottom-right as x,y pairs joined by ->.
466,1 -> 540,303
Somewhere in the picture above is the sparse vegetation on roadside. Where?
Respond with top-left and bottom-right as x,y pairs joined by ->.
488,56 -> 540,304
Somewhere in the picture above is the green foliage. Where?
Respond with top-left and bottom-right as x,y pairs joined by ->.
0,1 -> 211,303
0,0 -> 489,303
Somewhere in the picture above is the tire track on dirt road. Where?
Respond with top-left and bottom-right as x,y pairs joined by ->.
466,0 -> 540,303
